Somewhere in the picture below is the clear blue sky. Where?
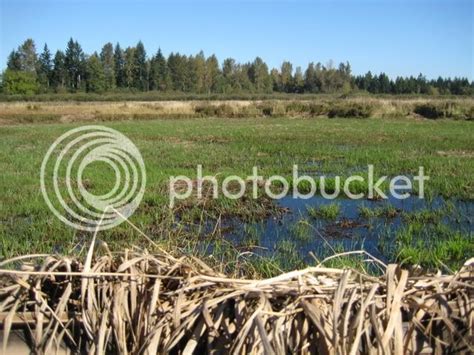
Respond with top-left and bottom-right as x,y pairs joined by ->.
1,0 -> 473,79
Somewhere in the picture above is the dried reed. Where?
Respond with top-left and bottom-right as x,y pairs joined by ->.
0,244 -> 472,354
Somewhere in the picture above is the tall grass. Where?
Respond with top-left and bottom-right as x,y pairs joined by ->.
1,97 -> 473,125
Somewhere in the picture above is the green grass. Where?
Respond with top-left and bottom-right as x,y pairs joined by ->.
402,209 -> 443,224
290,219 -> 312,241
307,203 -> 341,219
243,224 -> 261,247
358,205 -> 376,218
392,222 -> 473,271
0,114 -> 473,275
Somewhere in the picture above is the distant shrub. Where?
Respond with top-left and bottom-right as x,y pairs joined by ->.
282,101 -> 330,117
466,106 -> 474,121
413,103 -> 445,119
194,103 -> 218,116
239,105 -> 261,117
328,102 -> 373,118
413,101 -> 472,120
215,104 -> 235,117
256,101 -> 285,117
3,70 -> 39,95
308,102 -> 329,116
285,101 -> 310,114
260,104 -> 273,116
26,103 -> 41,110
194,103 -> 236,117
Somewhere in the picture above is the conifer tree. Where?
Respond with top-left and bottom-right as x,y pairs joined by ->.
3,37 -> 473,96
168,53 -> 188,91
86,53 -> 106,92
6,50 -> 22,70
132,41 -> 148,90
114,43 -> 126,88
51,50 -> 67,90
38,44 -> 52,89
65,38 -> 86,91
100,42 -> 115,90
149,49 -> 169,91
124,47 -> 136,89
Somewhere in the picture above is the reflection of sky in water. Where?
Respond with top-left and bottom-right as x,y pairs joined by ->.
197,195 -> 473,264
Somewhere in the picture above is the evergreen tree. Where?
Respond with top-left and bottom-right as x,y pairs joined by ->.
65,38 -> 86,91
149,49 -> 169,91
168,53 -> 188,91
124,47 -> 136,89
114,43 -> 126,88
149,54 -> 158,91
7,50 -> 22,70
37,44 -> 52,90
132,41 -> 148,90
86,53 -> 106,92
100,42 -> 115,90
378,73 -> 391,93
51,50 -> 67,90
417,73 -> 428,94
3,37 -> 474,96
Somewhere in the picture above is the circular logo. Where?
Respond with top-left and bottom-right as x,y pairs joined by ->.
40,125 -> 146,231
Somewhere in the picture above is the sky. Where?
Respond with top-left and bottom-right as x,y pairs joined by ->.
1,0 -> 473,80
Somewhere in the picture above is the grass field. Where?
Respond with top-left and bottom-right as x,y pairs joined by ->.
1,107 -> 473,276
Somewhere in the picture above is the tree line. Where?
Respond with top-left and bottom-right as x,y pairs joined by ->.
2,38 -> 473,95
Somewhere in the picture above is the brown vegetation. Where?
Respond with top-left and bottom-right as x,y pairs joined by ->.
0,97 -> 473,125
1,246 -> 472,354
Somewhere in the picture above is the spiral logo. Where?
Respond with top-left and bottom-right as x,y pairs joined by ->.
40,125 -> 146,231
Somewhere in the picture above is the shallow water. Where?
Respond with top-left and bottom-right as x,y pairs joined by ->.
207,195 -> 473,264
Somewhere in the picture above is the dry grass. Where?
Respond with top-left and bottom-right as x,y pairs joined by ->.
0,100 -> 256,124
0,97 -> 473,125
1,243 -> 472,354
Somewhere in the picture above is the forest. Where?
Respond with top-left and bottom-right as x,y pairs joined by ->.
2,38 -> 473,96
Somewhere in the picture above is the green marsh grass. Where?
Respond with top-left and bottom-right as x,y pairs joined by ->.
0,114 -> 473,275
393,222 -> 473,271
290,218 -> 312,241
307,203 -> 341,219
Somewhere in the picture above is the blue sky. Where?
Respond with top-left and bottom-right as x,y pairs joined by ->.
1,0 -> 473,79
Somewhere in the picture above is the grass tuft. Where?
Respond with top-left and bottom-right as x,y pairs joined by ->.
307,203 -> 341,219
